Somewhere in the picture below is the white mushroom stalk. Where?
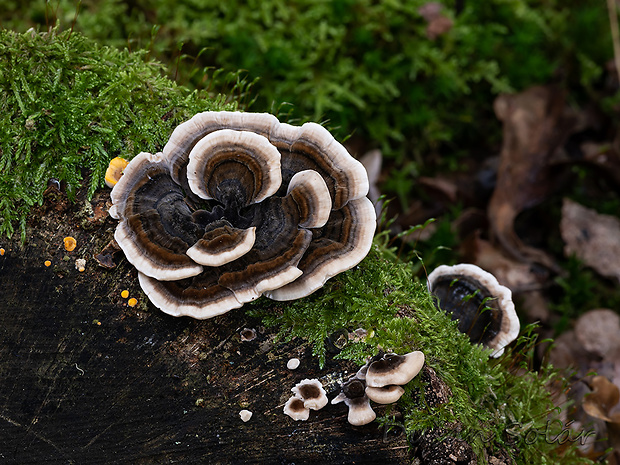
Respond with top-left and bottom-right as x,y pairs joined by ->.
110,111 -> 376,319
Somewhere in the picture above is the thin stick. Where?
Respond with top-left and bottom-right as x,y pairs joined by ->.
607,0 -> 620,83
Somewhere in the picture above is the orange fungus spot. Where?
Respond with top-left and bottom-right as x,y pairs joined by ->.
44,260 -> 52,267
128,298 -> 138,307
105,157 -> 129,188
121,290 -> 129,299
64,236 -> 77,252
0,248 -> 5,256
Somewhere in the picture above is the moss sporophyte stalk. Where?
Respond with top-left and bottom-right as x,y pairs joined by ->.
0,27 -> 235,240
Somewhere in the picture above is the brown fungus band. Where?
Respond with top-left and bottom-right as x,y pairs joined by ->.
109,111 -> 376,319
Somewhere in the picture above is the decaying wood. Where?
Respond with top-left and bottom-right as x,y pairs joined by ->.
0,188 -> 413,464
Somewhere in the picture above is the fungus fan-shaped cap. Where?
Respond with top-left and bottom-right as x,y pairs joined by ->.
265,196 -> 376,301
283,396 -> 310,421
110,151 -> 203,281
186,129 -> 282,204
291,379 -> 328,410
110,111 -> 376,320
427,264 -> 520,357
365,385 -> 406,404
365,351 -> 425,388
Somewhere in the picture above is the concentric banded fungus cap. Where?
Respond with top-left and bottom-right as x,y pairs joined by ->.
291,379 -> 328,410
332,378 -> 376,426
427,264 -> 520,357
365,351 -> 425,388
109,111 -> 376,319
283,397 -> 310,421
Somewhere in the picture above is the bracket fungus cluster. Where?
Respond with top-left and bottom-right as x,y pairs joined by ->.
283,379 -> 328,421
109,111 -> 375,318
332,351 -> 425,426
427,264 -> 520,357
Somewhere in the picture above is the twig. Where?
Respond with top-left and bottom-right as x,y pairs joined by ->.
607,0 -> 620,83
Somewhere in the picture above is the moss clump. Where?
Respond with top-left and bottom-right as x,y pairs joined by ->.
0,27 -> 236,240
251,243 -> 592,464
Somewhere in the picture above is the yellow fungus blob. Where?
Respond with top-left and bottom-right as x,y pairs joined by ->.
44,260 -> 52,267
64,236 -> 77,252
105,157 -> 129,188
127,297 -> 138,307
0,248 -> 5,256
121,290 -> 129,299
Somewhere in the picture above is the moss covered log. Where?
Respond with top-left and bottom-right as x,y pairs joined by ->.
0,26 -> 594,464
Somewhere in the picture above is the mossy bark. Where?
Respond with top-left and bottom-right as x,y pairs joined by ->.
0,186 -> 411,464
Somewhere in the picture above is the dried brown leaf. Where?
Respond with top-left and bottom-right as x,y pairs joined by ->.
583,376 -> 620,422
561,198 -> 620,283
489,86 -> 577,271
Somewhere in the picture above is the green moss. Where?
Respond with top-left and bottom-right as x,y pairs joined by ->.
250,242 -> 593,464
0,27 -> 236,240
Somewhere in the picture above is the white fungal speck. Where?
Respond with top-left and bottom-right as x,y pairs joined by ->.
286,358 -> 300,370
239,409 -> 253,422
75,258 -> 86,272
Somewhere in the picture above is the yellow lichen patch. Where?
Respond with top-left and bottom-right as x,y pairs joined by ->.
64,236 -> 77,252
0,248 -> 5,256
127,297 -> 138,307
105,157 -> 129,188
44,260 -> 52,267
121,290 -> 129,299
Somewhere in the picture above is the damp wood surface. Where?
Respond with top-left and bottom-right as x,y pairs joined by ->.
0,187 -> 410,464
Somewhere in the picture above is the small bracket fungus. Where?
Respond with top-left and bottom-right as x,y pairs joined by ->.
110,111 -> 375,319
365,385 -> 405,404
283,397 -> 310,421
291,379 -> 328,410
365,351 -> 425,388
427,264 -> 520,357
332,377 -> 376,426
240,328 -> 257,342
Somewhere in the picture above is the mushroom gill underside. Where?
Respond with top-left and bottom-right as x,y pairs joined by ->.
110,112 -> 375,319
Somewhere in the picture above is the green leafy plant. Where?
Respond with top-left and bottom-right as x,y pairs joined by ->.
0,27 -> 237,239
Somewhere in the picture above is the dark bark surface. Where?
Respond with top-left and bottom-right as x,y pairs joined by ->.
0,188 -> 410,464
